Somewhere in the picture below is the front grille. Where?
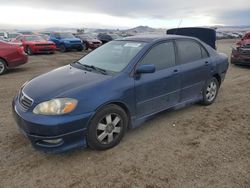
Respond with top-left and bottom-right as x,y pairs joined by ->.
239,48 -> 250,56
70,41 -> 80,44
19,92 -> 33,110
93,42 -> 101,44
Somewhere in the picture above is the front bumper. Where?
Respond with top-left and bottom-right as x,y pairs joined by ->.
88,43 -> 102,49
12,96 -> 94,153
64,43 -> 83,50
32,46 -> 56,54
231,49 -> 250,65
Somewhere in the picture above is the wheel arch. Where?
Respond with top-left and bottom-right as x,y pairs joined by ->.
213,73 -> 221,86
0,57 -> 8,67
94,101 -> 132,129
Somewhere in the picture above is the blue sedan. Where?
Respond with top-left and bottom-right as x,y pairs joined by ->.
12,35 -> 229,153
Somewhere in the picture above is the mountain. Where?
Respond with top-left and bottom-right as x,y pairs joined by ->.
125,26 -> 157,33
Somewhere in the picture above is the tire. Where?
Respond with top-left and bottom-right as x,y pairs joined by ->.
26,46 -> 33,55
0,59 -> 7,75
201,77 -> 219,105
77,47 -> 83,52
59,44 -> 66,52
87,104 -> 128,150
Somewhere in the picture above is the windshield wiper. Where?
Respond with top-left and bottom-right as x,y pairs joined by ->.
75,62 -> 107,75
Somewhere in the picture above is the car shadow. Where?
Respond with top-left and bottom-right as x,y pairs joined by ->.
232,64 -> 250,69
7,67 -> 31,74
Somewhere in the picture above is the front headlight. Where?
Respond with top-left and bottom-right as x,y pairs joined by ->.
33,98 -> 78,115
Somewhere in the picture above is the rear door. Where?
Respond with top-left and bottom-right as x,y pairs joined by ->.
135,41 -> 181,117
175,39 -> 211,102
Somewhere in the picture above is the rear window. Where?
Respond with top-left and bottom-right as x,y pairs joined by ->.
176,40 -> 208,64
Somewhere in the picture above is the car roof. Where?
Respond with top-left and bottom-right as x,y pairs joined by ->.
118,34 -> 194,43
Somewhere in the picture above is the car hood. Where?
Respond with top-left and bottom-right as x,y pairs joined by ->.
28,41 -> 55,45
23,65 -> 111,103
241,39 -> 250,46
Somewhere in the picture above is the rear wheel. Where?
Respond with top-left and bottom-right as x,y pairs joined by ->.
0,59 -> 7,75
87,104 -> 128,150
77,46 -> 83,52
201,78 -> 219,105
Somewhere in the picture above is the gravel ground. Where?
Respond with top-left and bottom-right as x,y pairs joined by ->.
0,40 -> 249,188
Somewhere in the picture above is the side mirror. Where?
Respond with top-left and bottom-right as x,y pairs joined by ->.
136,64 -> 156,74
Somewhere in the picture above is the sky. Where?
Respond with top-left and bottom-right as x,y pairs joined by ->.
0,0 -> 249,29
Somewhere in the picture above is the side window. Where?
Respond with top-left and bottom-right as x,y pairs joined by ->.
176,40 -> 204,64
201,45 -> 209,58
141,42 -> 176,71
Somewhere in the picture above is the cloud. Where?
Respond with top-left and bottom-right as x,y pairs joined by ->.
217,9 -> 250,25
0,0 -> 249,27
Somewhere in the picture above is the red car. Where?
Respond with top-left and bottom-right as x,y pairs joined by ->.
231,32 -> 250,65
0,41 -> 28,75
12,35 -> 56,55
75,34 -> 102,50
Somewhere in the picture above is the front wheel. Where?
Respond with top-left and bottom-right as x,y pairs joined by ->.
26,46 -> 33,55
59,44 -> 66,52
87,104 -> 128,150
201,78 -> 219,105
0,59 -> 7,75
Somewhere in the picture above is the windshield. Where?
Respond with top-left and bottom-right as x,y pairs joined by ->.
24,35 -> 44,41
8,33 -> 19,38
110,34 -> 119,39
58,33 -> 75,38
77,41 -> 146,73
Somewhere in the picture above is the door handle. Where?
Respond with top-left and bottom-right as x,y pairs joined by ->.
205,61 -> 209,66
173,69 -> 179,73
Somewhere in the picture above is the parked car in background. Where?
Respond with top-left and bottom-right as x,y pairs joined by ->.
231,32 -> 250,65
97,33 -> 119,44
12,35 -> 56,55
0,31 -> 8,40
0,41 -> 28,75
39,34 -> 49,41
49,32 -> 83,52
17,31 -> 34,35
13,35 -> 228,153
7,32 -> 21,41
75,33 -> 102,50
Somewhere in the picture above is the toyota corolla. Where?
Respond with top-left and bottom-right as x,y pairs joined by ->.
12,35 -> 229,153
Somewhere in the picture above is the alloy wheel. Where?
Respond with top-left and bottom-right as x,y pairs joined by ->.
96,113 -> 122,144
0,60 -> 6,75
206,81 -> 217,102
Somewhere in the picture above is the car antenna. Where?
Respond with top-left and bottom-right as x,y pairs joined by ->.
173,18 -> 183,35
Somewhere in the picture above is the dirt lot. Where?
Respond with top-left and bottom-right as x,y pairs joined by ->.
0,39 -> 249,188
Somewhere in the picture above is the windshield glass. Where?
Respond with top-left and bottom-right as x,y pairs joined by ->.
8,33 -> 20,38
24,35 -> 44,41
77,41 -> 146,73
59,33 -> 75,38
